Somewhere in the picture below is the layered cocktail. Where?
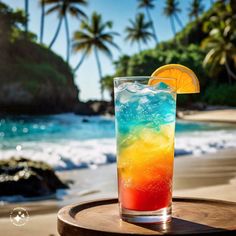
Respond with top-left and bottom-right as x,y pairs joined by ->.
115,77 -> 175,223
114,64 -> 200,223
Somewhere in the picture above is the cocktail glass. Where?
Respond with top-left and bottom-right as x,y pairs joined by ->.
114,76 -> 176,223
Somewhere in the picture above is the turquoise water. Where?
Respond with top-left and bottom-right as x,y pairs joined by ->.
0,114 -> 229,144
0,115 -> 115,143
0,113 -> 236,170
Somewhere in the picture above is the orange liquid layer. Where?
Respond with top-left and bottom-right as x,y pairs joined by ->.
117,125 -> 175,211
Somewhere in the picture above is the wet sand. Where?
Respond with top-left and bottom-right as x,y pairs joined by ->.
1,148 -> 236,236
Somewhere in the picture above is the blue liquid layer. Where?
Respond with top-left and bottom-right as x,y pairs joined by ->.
115,83 -> 176,134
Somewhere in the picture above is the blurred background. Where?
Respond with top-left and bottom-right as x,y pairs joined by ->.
0,0 -> 235,235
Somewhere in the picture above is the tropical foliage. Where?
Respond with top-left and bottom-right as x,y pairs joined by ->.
1,0 -> 236,106
202,1 -> 236,82
188,0 -> 204,21
163,0 -> 183,36
0,3 -> 77,114
72,12 -> 119,99
0,2 -> 26,41
125,13 -> 154,52
204,84 -> 236,106
103,1 -> 236,106
137,0 -> 158,44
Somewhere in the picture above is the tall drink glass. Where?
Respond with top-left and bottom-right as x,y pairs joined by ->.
114,76 -> 176,223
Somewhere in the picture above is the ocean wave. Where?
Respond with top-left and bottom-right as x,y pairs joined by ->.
0,129 -> 236,170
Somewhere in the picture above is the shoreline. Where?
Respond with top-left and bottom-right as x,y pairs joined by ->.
178,109 -> 236,124
0,148 -> 235,236
1,147 -> 236,214
0,109 -> 236,235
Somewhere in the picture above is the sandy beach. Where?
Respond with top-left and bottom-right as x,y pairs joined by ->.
0,147 -> 236,236
0,109 -> 236,236
179,109 -> 236,124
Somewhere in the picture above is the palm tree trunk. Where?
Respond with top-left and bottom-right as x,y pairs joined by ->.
225,59 -> 236,82
49,16 -> 63,48
146,8 -> 158,44
174,13 -> 183,29
24,0 -> 29,38
64,13 -> 70,63
94,47 -> 104,100
170,16 -> 176,36
195,13 -> 199,22
73,51 -> 87,72
137,40 -> 141,52
40,0 -> 45,44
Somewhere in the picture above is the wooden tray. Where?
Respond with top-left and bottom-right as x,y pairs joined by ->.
57,197 -> 236,235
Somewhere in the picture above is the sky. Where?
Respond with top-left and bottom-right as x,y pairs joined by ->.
4,0 -> 212,101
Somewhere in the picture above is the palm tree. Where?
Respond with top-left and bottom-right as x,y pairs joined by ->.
45,0 -> 87,62
137,0 -> 158,44
163,0 -> 183,36
202,16 -> 236,83
125,13 -> 153,52
72,12 -> 120,99
24,0 -> 29,37
40,0 -> 45,43
188,0 -> 204,21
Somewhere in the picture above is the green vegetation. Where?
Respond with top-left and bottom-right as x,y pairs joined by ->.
1,0 -> 236,107
204,84 -> 236,106
202,1 -> 236,82
103,1 -> 236,107
0,2 -> 78,114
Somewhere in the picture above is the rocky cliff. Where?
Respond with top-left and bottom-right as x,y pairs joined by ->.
0,39 -> 79,115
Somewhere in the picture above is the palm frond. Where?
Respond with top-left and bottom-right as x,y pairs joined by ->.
95,42 -> 113,59
163,0 -> 181,16
43,0 -> 61,4
101,35 -> 120,50
68,0 -> 88,6
69,6 -> 87,19
46,4 -> 61,15
73,11 -> 119,59
73,40 -> 92,52
125,13 -> 153,45
137,0 -> 155,9
73,31 -> 92,41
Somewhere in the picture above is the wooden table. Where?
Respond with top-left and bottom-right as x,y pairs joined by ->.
57,197 -> 236,235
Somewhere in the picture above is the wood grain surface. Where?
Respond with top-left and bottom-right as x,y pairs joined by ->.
57,197 -> 236,235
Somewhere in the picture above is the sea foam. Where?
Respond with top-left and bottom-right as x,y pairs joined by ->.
0,129 -> 235,170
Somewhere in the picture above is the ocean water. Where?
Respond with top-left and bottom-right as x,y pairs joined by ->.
0,114 -> 236,170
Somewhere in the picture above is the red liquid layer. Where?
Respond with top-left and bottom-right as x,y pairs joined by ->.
119,178 -> 172,211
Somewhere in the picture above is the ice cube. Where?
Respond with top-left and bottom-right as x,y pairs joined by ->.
115,82 -> 132,92
126,82 -> 143,93
117,90 -> 133,104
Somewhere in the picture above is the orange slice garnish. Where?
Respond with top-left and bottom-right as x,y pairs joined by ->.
149,64 -> 200,94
